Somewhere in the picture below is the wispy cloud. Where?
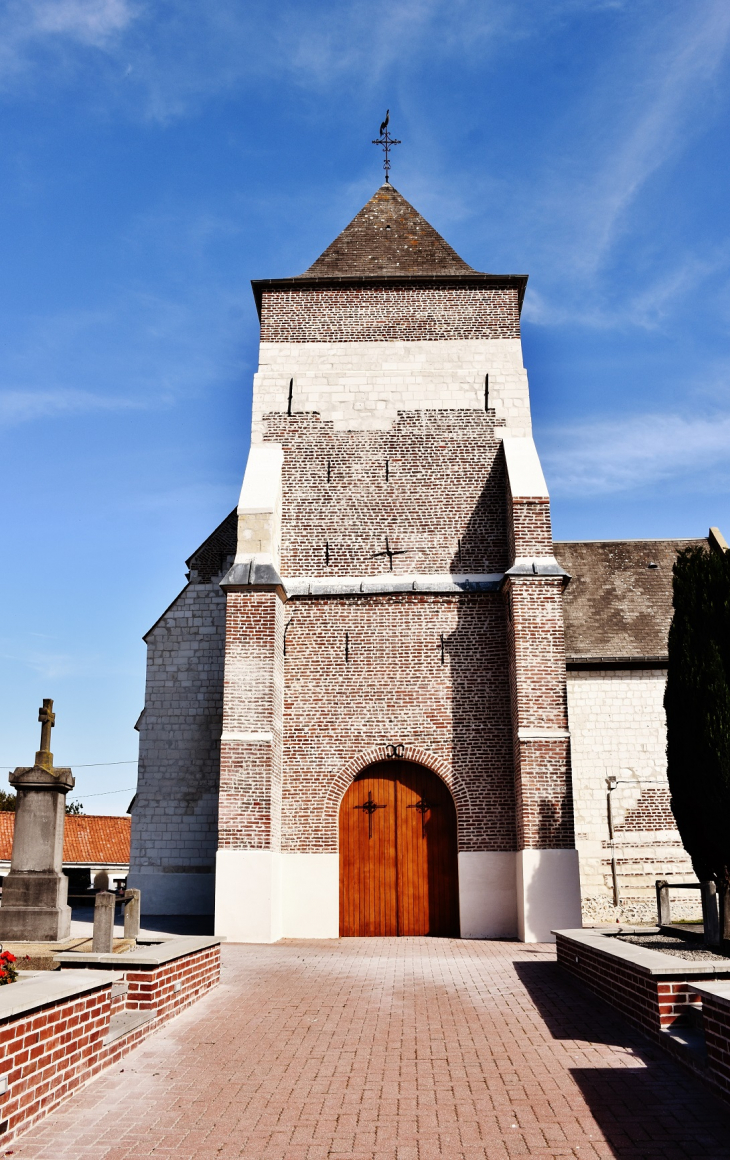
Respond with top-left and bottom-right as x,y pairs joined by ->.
541,410 -> 730,496
30,0 -> 134,46
0,277 -> 249,428
0,388 -> 145,428
0,0 -> 610,118
534,3 -> 730,272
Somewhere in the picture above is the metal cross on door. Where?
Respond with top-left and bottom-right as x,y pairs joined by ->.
354,790 -> 386,838
407,797 -> 439,837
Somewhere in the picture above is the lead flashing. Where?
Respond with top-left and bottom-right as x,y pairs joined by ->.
220,561 -> 285,594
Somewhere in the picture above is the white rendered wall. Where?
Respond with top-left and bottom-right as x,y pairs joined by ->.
280,854 -> 339,938
252,339 -> 531,439
516,849 -> 583,942
567,670 -> 697,925
215,850 -> 283,943
235,444 -> 283,568
458,852 -> 517,938
214,851 -> 338,941
214,849 -> 521,941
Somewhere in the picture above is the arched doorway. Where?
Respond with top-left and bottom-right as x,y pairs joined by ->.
339,760 -> 459,937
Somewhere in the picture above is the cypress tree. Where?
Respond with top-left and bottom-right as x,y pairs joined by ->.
665,543 -> 730,936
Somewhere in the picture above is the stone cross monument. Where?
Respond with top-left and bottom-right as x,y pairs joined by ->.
0,700 -> 74,941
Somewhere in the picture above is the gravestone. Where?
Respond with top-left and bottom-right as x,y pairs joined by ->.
0,700 -> 74,941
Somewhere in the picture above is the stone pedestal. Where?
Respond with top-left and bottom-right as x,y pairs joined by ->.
0,761 -> 74,941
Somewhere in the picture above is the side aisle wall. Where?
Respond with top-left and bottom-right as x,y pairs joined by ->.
568,668 -> 697,925
129,581 -> 227,916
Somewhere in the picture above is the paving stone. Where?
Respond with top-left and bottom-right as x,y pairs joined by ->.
8,939 -> 730,1159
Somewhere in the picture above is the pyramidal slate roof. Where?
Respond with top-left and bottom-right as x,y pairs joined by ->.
299,183 -> 478,278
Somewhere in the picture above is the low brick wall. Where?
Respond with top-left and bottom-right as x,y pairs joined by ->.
0,972 -> 116,1144
0,936 -> 220,1146
107,943 -> 220,1018
555,928 -> 730,1038
691,982 -> 730,1098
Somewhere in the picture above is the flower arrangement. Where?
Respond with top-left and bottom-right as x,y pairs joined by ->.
0,947 -> 18,985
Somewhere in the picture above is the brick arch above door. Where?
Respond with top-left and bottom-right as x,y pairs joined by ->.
328,745 -> 471,834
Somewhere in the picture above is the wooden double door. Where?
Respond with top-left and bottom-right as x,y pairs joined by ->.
339,761 -> 459,937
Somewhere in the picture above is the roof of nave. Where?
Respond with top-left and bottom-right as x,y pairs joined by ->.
298,183 -> 476,278
554,537 -> 707,661
0,814 -> 130,865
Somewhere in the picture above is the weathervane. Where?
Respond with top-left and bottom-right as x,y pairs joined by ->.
372,110 -> 401,184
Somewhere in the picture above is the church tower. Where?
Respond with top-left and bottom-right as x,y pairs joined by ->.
211,182 -> 582,942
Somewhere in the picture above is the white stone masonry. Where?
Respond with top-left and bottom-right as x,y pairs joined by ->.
567,669 -> 697,925
252,339 -> 531,439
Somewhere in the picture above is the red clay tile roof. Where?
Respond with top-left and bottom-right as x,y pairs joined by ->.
0,814 -> 130,865
299,183 -> 477,278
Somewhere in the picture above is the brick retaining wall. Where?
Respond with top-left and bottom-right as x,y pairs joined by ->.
555,928 -> 730,1037
0,937 -> 221,1147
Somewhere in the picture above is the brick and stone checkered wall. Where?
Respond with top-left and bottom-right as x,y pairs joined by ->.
252,338 -> 532,438
259,286 -> 521,344
567,669 -> 697,925
264,409 -> 508,578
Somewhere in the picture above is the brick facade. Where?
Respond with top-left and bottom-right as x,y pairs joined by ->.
266,409 -> 509,578
279,593 -> 514,853
259,286 -> 521,343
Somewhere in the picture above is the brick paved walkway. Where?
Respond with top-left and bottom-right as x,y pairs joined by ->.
10,939 -> 730,1159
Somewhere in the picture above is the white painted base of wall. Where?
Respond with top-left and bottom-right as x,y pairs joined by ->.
516,849 -> 583,942
458,852 -> 517,938
214,851 -> 339,942
126,871 -> 215,916
215,850 -> 282,942
280,854 -> 339,938
213,847 -> 577,943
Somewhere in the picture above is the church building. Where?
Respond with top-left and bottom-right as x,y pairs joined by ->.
129,180 -> 717,941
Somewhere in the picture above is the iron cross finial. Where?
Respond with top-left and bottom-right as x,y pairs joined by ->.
372,110 -> 401,184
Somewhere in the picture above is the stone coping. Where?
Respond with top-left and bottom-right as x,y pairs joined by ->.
0,969 -> 120,1023
54,934 -> 221,969
554,928 -> 730,978
691,981 -> 730,1007
284,573 -> 503,598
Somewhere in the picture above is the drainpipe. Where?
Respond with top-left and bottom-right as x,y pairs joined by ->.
606,776 -> 619,907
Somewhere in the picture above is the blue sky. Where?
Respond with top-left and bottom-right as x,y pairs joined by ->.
1,0 -> 729,812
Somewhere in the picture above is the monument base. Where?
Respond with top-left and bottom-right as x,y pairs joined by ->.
0,872 -> 72,942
